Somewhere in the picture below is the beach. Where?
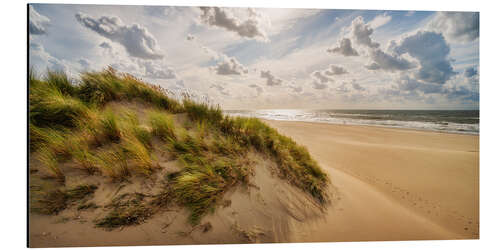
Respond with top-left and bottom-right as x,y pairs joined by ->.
264,120 -> 479,241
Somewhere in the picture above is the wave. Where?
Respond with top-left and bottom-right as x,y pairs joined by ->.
224,110 -> 479,135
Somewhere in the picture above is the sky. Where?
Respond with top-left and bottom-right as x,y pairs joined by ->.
28,4 -> 479,110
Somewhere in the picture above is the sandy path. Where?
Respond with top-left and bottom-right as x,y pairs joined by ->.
265,120 -> 479,241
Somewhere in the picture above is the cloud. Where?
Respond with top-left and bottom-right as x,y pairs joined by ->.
388,72 -> 478,103
368,13 -> 392,29
351,16 -> 380,48
311,71 -> 331,83
444,84 -> 479,101
29,5 -> 50,35
99,42 -> 112,49
324,65 -> 348,76
393,75 -> 443,94
335,82 -> 350,93
78,58 -> 90,69
199,7 -> 268,41
365,62 -> 381,70
249,84 -> 264,95
29,42 -> 67,72
427,12 -> 479,42
110,60 -> 139,75
260,70 -> 283,86
311,70 -> 333,83
312,81 -> 328,90
327,38 -> 359,56
464,66 -> 478,78
366,49 -> 416,72
211,55 -> 248,75
187,34 -> 195,41
352,82 -> 366,91
289,85 -> 303,93
393,31 -> 456,84
75,12 -> 163,60
210,83 -> 230,96
335,81 -> 366,93
138,60 -> 177,79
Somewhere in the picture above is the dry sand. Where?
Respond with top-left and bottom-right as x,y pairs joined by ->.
29,120 -> 479,247
264,120 -> 479,241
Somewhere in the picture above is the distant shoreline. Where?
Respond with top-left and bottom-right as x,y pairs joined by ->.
225,109 -> 479,135
259,118 -> 480,136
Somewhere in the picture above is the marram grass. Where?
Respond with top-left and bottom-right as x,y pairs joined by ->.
29,68 -> 329,226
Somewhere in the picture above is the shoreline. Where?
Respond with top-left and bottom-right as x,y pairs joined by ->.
259,118 -> 480,136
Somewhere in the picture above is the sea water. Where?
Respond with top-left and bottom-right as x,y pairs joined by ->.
224,109 -> 479,135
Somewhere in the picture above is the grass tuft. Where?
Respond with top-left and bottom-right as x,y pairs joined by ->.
183,99 -> 223,125
99,110 -> 121,142
148,110 -> 176,141
95,193 -> 152,229
121,136 -> 154,175
31,184 -> 97,215
95,147 -> 130,180
37,147 -> 64,180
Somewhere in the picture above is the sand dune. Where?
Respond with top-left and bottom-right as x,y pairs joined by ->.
265,120 -> 479,241
29,120 -> 479,247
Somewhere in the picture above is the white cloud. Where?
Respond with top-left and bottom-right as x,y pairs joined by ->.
335,80 -> 366,93
29,42 -> 68,72
351,16 -> 380,48
327,38 -> 359,56
211,55 -> 248,75
427,12 -> 479,43
366,49 -> 416,72
312,80 -> 328,90
75,12 -> 164,60
324,65 -> 348,76
249,84 -> 264,95
210,83 -> 230,96
393,31 -> 456,84
260,70 -> 283,86
138,60 -> 177,79
199,7 -> 268,41
99,42 -> 112,49
288,84 -> 303,93
29,5 -> 50,35
311,70 -> 333,83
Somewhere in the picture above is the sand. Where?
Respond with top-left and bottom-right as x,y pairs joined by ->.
264,120 -> 479,241
29,121 -> 479,247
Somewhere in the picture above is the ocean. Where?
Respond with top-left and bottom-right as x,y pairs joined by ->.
224,109 -> 480,135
